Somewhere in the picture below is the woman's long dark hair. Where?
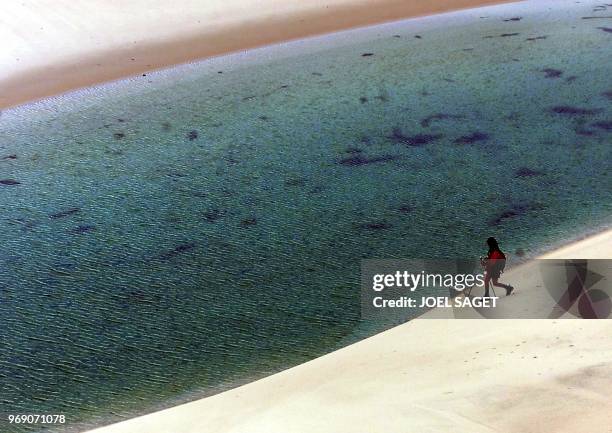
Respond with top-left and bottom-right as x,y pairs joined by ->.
487,237 -> 501,254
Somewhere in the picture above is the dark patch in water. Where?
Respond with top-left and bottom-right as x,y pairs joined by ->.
485,33 -> 520,38
338,155 -> 398,166
360,136 -> 372,145
565,75 -> 578,82
550,106 -> 602,116
597,26 -> 612,32
515,248 -> 526,258
187,130 -> 199,141
526,35 -> 548,41
345,147 -> 363,154
50,265 -> 74,277
398,205 -> 413,214
161,122 -> 171,131
160,242 -> 197,260
420,113 -> 463,127
312,72 -> 323,76
542,68 -> 563,78
603,90 -> 612,100
71,225 -> 96,234
515,167 -> 544,177
165,170 -> 188,178
203,209 -> 223,222
113,132 -> 125,140
361,53 -> 374,57
592,121 -> 612,131
2,154 -> 17,160
285,178 -> 306,187
358,222 -> 393,230
389,128 -> 442,146
126,290 -> 148,303
244,85 -> 291,101
489,203 -> 541,226
359,96 -> 368,104
259,115 -> 269,121
503,17 -> 522,21
0,179 -> 21,185
7,217 -> 37,231
575,127 -> 596,136
393,35 -> 401,38
49,208 -> 81,219
454,131 -> 490,144
375,93 -> 389,102
225,155 -> 239,165
240,218 -> 257,227
414,35 -> 422,39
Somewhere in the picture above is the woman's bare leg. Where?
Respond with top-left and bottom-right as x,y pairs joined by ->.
492,278 -> 514,295
484,274 -> 491,297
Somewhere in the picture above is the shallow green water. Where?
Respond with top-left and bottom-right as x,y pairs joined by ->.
0,0 -> 611,431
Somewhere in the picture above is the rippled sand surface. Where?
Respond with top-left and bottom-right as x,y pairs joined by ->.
0,0 -> 610,431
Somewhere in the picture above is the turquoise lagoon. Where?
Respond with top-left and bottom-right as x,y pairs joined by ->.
0,0 -> 610,431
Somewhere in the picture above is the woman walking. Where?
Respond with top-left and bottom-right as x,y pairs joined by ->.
481,237 -> 515,297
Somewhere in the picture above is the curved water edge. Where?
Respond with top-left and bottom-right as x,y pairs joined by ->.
0,0 -> 611,431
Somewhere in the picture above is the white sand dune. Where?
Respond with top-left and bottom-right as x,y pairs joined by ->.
89,230 -> 612,433
92,321 -> 612,433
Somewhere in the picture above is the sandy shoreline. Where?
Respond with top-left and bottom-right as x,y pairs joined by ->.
86,228 -> 612,433
1,0 -> 514,110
